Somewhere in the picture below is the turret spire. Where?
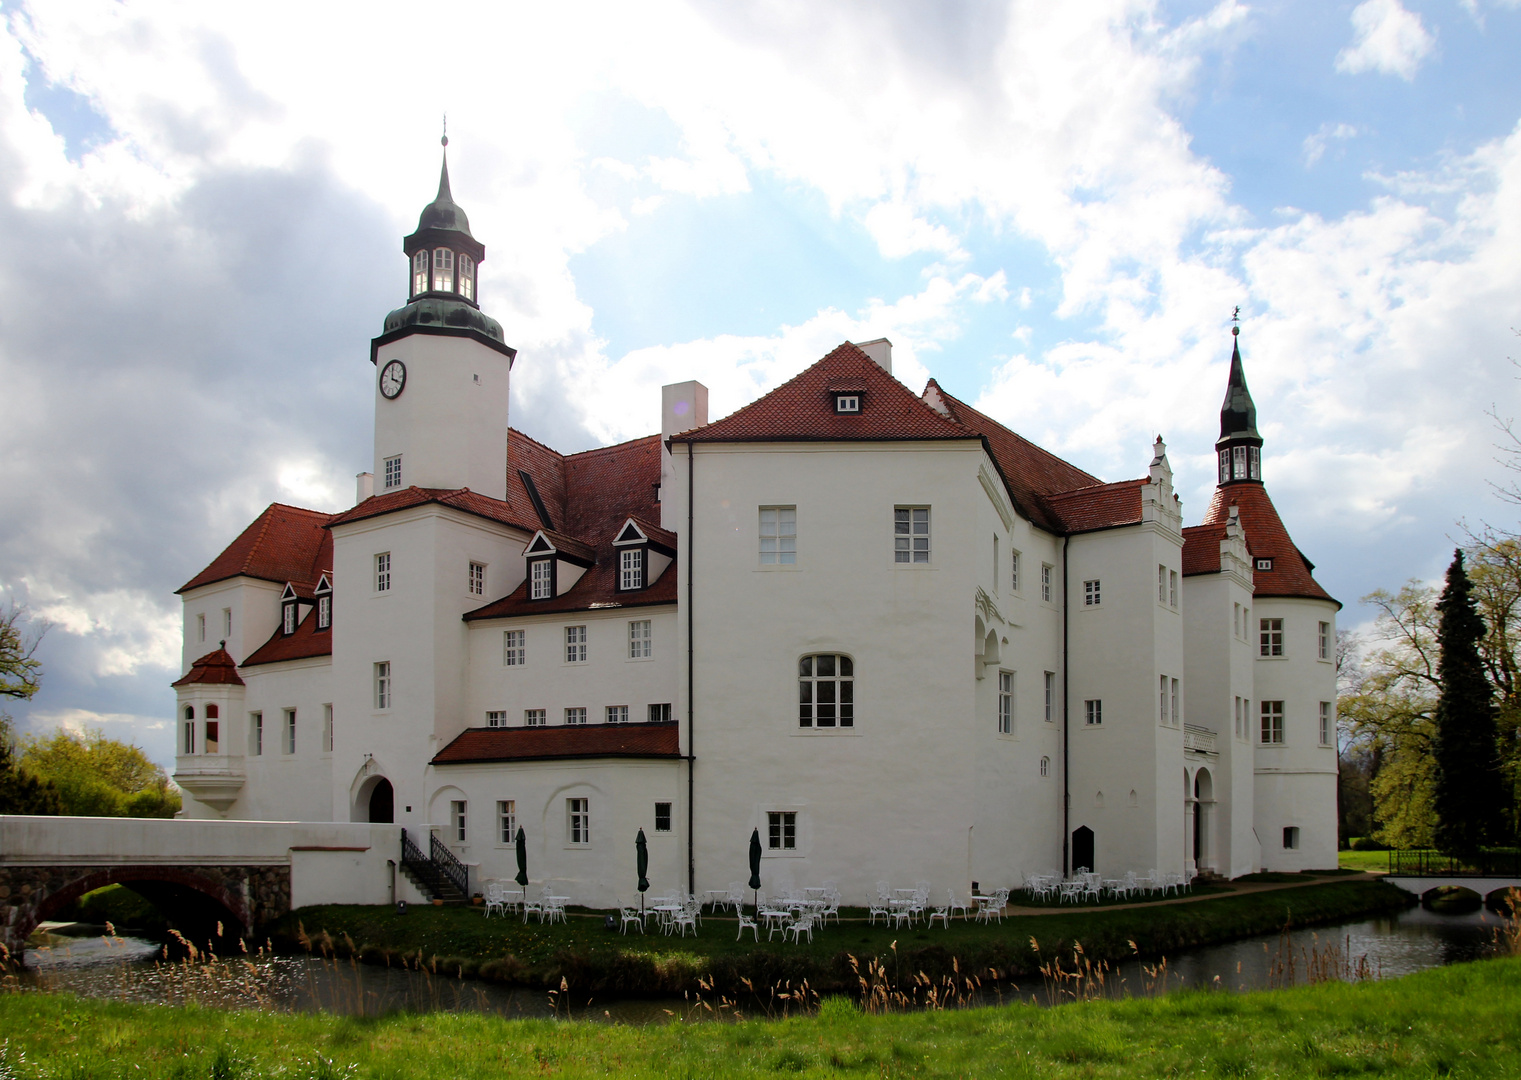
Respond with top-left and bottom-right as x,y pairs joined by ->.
1215,321 -> 1263,485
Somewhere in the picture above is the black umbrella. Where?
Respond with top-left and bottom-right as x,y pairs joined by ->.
636,828 -> 650,922
748,827 -> 763,915
514,826 -> 528,908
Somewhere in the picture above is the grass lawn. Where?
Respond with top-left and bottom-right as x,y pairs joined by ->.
1,954 -> 1517,1077
268,879 -> 1411,996
1339,848 -> 1396,873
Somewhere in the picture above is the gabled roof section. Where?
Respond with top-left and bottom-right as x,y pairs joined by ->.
432,722 -> 681,765
1202,484 -> 1338,606
172,648 -> 244,688
1044,479 -> 1148,533
525,529 -> 596,567
178,504 -> 333,594
670,343 -> 975,445
326,486 -> 539,533
242,608 -> 333,667
1181,523 -> 1229,576
614,516 -> 677,554
923,380 -> 1104,534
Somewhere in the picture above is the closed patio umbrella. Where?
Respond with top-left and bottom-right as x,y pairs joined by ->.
514,826 -> 528,905
748,827 -> 762,915
636,827 -> 650,920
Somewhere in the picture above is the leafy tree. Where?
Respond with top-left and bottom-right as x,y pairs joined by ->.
0,605 -> 61,814
19,728 -> 180,818
1431,550 -> 1505,853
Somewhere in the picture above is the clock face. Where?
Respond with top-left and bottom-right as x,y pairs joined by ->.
379,359 -> 406,399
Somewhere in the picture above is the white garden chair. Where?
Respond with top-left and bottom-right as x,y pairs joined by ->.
483,881 -> 508,919
926,902 -> 952,930
785,912 -> 816,944
736,910 -> 759,942
947,889 -> 970,920
619,907 -> 645,934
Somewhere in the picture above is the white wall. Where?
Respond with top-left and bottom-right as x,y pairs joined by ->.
180,578 -> 282,671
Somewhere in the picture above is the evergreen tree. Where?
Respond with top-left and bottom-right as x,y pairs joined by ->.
1432,550 -> 1506,853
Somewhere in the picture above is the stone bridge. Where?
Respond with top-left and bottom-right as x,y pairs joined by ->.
1,816 -> 411,960
1384,875 -> 1521,906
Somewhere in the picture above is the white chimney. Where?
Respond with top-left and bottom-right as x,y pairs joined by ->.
660,381 -> 709,529
856,337 -> 892,374
355,472 -> 374,506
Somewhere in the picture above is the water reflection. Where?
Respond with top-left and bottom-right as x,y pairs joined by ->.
15,905 -> 1509,1023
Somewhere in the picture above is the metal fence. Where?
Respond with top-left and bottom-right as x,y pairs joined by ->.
1388,849 -> 1521,877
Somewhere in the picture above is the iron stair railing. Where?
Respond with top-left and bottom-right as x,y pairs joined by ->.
399,827 -> 468,902
430,831 -> 470,898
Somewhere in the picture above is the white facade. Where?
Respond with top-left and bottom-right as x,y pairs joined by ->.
169,164 -> 1340,903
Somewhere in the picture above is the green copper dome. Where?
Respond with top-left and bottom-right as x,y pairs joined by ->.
382,297 -> 504,341
416,152 -> 473,236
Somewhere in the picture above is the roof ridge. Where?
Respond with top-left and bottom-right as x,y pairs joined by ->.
1048,476 -> 1147,498
508,427 -> 567,460
932,386 -> 1102,487
564,432 -> 662,459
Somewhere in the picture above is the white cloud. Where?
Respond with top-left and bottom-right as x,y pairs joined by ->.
24,707 -> 168,737
1303,122 -> 1361,167
1335,0 -> 1435,80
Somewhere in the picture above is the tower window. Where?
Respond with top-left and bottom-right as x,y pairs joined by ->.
432,247 -> 454,292
458,253 -> 475,301
1218,450 -> 1230,485
1232,445 -> 1248,480
384,455 -> 402,490
412,250 -> 429,297
1249,446 -> 1261,479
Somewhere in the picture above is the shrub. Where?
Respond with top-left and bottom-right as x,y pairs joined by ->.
1349,837 -> 1388,851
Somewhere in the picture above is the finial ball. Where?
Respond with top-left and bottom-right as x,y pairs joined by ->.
1232,326 -> 1239,336
441,135 -> 449,147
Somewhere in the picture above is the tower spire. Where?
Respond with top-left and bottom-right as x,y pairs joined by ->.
1215,315 -> 1263,484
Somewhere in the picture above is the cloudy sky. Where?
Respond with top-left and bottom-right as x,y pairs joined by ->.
1,0 -> 1518,767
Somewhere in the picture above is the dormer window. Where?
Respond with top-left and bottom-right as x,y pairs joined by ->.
315,576 -> 333,631
529,558 -> 554,600
619,548 -> 645,591
411,250 -> 429,297
432,247 -> 454,292
1256,557 -> 1273,572
458,253 -> 475,301
834,393 -> 861,414
282,600 -> 297,636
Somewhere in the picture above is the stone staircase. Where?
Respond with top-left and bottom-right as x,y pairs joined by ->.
399,828 -> 469,905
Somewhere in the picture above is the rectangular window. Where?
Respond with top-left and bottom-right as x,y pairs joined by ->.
1044,672 -> 1055,722
451,799 -> 467,843
375,552 -> 391,593
1084,579 -> 1101,606
1171,678 -> 1180,726
317,594 -> 331,629
458,253 -> 475,301
655,801 -> 672,832
1318,621 -> 1330,660
432,247 -> 454,292
1084,699 -> 1102,726
606,705 -> 628,724
183,718 -> 195,754
503,629 -> 525,666
564,625 -> 587,663
1261,700 -> 1285,744
222,608 -> 232,637
893,507 -> 930,563
1320,701 -> 1332,745
323,703 -> 333,752
530,559 -> 553,600
1159,675 -> 1169,725
798,653 -> 853,728
374,662 -> 390,710
498,800 -> 515,844
524,708 -> 546,727
565,707 -> 587,726
628,619 -> 651,659
1234,603 -> 1242,639
649,703 -> 672,723
1169,570 -> 1178,608
619,548 -> 645,590
759,507 -> 797,565
205,720 -> 219,754
1041,564 -> 1052,602
282,603 -> 296,635
568,798 -> 590,845
383,455 -> 402,490
835,394 -> 860,413
197,613 -> 206,642
1260,618 -> 1283,657
1232,445 -> 1247,480
1158,564 -> 1167,603
250,712 -> 262,756
283,708 -> 296,755
469,561 -> 485,597
997,670 -> 1013,734
1234,696 -> 1242,738
487,710 -> 507,728
1010,549 -> 1020,593
1283,826 -> 1300,850
767,811 -> 796,850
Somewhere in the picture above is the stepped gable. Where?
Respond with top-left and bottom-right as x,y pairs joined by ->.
326,486 -> 539,533
178,504 -> 333,594
432,721 -> 682,765
670,343 -> 975,445
465,434 -> 675,620
242,608 -> 332,667
1202,484 -> 1337,606
506,428 -> 568,529
922,381 -> 1102,534
172,648 -> 244,687
1044,479 -> 1148,533
1181,523 -> 1229,576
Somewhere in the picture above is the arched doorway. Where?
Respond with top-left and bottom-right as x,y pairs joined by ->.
368,778 -> 394,824
1072,826 -> 1094,873
1192,769 -> 1213,871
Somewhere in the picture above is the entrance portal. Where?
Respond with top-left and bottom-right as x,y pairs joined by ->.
1072,826 -> 1094,873
368,778 -> 394,824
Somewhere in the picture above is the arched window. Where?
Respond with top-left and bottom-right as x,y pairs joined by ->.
183,705 -> 195,754
412,250 -> 429,297
799,653 -> 853,728
206,703 -> 219,719
184,705 -> 195,720
432,247 -> 454,293
1039,755 -> 1050,778
458,253 -> 475,301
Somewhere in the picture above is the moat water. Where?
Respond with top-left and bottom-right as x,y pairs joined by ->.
12,903 -> 1509,1023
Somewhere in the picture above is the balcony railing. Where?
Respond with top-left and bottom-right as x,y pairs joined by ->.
1183,724 -> 1217,755
172,753 -> 246,810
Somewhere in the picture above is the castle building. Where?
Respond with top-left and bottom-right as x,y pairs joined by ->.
170,153 -> 1340,905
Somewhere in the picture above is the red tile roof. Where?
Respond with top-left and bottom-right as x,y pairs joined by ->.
178,504 -> 333,594
326,486 -> 540,532
1181,523 -> 1228,576
534,529 -> 597,566
1201,483 -> 1338,606
1044,479 -> 1148,533
242,608 -> 333,667
507,427 -> 569,529
172,648 -> 244,687
922,381 -> 1103,534
432,722 -> 682,765
671,343 -> 977,445
465,554 -> 677,620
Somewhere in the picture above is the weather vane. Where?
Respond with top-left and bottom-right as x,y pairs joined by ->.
442,113 -> 448,148
1231,305 -> 1240,337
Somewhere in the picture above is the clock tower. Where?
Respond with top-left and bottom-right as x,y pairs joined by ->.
368,139 -> 517,501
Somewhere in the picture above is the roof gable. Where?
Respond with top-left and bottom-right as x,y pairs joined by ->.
178,504 -> 333,594
172,648 -> 244,688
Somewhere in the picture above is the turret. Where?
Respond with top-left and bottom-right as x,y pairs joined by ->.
1215,327 -> 1263,485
